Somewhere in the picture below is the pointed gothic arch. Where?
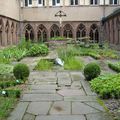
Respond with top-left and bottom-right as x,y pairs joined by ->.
89,24 -> 99,43
63,24 -> 73,38
24,24 -> 34,41
11,22 -> 14,44
76,24 -> 86,39
0,18 -> 3,46
37,24 -> 47,42
50,24 -> 60,38
5,20 -> 10,45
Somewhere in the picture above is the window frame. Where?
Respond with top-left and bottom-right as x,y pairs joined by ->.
70,0 -> 79,5
90,0 -> 99,5
52,0 -> 60,6
25,0 -> 32,7
38,0 -> 45,7
110,0 -> 118,5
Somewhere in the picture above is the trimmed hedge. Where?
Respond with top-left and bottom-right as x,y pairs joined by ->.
84,62 -> 101,81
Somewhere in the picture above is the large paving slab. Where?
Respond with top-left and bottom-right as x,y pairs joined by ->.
64,95 -> 97,102
50,101 -> 71,115
28,85 -> 57,90
57,88 -> 85,96
86,113 -> 114,120
23,113 -> 35,120
35,115 -> 86,120
21,93 -> 63,102
24,89 -> 56,94
72,102 -> 100,114
27,102 -> 52,115
8,102 -> 29,120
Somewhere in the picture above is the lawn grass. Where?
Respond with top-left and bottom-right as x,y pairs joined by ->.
35,59 -> 54,71
64,57 -> 84,70
0,97 -> 17,120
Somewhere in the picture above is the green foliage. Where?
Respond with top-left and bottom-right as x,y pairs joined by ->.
90,74 -> 120,99
13,63 -> 30,81
35,59 -> 53,71
27,44 -> 49,56
0,90 -> 21,98
108,62 -> 120,72
84,62 -> 101,81
64,57 -> 84,70
50,37 -> 66,41
57,46 -> 84,70
0,97 -> 17,119
0,64 -> 13,75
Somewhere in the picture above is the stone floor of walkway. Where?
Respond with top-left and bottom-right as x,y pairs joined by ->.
7,51 -> 114,120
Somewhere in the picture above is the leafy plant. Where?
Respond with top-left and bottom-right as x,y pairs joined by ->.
0,64 -> 13,75
35,59 -> 53,71
90,74 -> 120,99
13,63 -> 30,81
27,44 -> 49,56
84,62 -> 101,81
108,62 -> 120,72
50,37 -> 66,41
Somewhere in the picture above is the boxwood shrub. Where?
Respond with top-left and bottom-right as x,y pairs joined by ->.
90,74 -> 120,99
84,62 -> 101,81
13,63 -> 30,81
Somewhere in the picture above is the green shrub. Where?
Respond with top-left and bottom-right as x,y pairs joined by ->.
28,44 -> 48,56
35,59 -> 53,71
84,62 -> 101,81
108,62 -> 120,72
90,74 -> 120,99
13,63 -> 30,81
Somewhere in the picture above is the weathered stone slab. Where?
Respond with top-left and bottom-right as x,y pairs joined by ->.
50,102 -> 71,115
8,102 -> 29,120
24,89 -> 56,94
35,115 -> 86,120
28,85 -> 57,90
86,113 -> 114,120
58,77 -> 72,86
71,81 -> 82,89
57,72 -> 70,77
72,102 -> 99,114
57,89 -> 85,96
64,96 -> 97,102
70,72 -> 81,81
21,94 -> 63,102
27,102 -> 52,115
23,113 -> 35,120
84,102 -> 105,112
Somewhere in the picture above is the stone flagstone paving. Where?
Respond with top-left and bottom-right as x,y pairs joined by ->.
7,55 -> 114,120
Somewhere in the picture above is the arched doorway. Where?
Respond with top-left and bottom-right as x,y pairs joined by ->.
50,24 -> 60,38
0,19 -> 3,46
37,24 -> 47,42
24,24 -> 34,41
5,21 -> 9,45
89,24 -> 99,43
76,24 -> 86,39
63,24 -> 73,38
11,22 -> 14,44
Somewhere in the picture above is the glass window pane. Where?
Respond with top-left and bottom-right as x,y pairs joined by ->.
114,0 -> 118,4
95,0 -> 98,4
57,0 -> 60,3
52,0 -> 56,5
71,0 -> 74,5
75,0 -> 78,5
90,0 -> 93,4
25,0 -> 28,6
29,0 -> 32,4
39,0 -> 41,4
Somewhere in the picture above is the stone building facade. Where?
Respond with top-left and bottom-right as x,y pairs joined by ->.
0,0 -> 120,46
103,8 -> 120,50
